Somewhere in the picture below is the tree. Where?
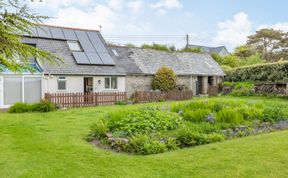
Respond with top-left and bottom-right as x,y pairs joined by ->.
0,0 -> 59,72
247,29 -> 284,61
152,66 -> 177,92
234,45 -> 256,58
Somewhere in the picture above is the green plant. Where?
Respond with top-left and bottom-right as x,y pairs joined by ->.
217,109 -> 243,124
8,102 -> 31,113
182,109 -> 211,123
87,119 -> 108,141
152,66 -> 177,92
181,47 -> 202,53
165,137 -> 179,150
203,133 -> 225,143
141,43 -> 171,52
262,107 -> 285,122
107,107 -> 181,135
31,100 -> 56,112
115,101 -> 127,105
175,127 -> 205,147
230,82 -> 254,96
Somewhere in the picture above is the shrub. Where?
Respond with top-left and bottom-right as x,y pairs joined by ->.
175,127 -> 205,147
165,137 -> 179,150
239,106 -> 263,121
182,109 -> 211,123
141,43 -> 171,52
152,66 -> 177,92
124,134 -> 167,155
8,102 -> 31,113
115,101 -> 127,105
31,100 -> 56,112
230,82 -> 254,96
180,47 -> 202,53
262,107 -> 285,122
217,109 -> 243,124
225,61 -> 288,82
87,120 -> 108,141
203,133 -> 225,143
107,107 -> 181,135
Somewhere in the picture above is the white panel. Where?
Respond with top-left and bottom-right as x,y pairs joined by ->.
24,77 -> 42,103
4,77 -> 22,105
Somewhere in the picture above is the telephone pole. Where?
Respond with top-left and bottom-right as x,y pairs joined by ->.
186,34 -> 189,48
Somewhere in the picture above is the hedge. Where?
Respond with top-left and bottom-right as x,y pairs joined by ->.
225,61 -> 288,82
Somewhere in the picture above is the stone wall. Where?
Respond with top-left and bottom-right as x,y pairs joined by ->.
126,75 -> 201,98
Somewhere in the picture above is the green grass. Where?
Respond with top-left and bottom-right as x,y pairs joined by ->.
1,96 -> 288,178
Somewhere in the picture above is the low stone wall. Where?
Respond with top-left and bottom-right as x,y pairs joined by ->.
255,83 -> 287,95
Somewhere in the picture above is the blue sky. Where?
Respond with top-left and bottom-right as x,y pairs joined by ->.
28,0 -> 288,51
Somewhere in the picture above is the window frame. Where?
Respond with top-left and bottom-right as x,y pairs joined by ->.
104,77 -> 118,90
57,76 -> 67,91
67,41 -> 83,52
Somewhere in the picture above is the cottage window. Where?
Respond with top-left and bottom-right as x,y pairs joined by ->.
58,76 -> 67,90
104,77 -> 117,89
67,41 -> 82,51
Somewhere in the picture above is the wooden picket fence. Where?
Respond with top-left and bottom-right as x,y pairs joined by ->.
208,86 -> 219,96
45,92 -> 127,108
134,90 -> 193,103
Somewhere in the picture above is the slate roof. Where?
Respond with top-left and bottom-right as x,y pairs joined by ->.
187,45 -> 229,56
112,47 -> 225,76
22,24 -> 126,76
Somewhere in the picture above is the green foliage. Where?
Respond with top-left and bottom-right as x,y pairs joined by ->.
31,100 -> 56,112
141,43 -> 171,52
0,0 -> 60,72
152,66 -> 177,92
176,126 -> 224,147
234,45 -> 256,58
238,53 -> 264,66
115,101 -> 127,105
107,107 -> 181,135
87,120 -> 108,141
211,53 -> 239,68
225,61 -> 288,82
181,47 -> 202,53
8,100 -> 56,113
8,102 -> 31,113
124,134 -> 167,155
262,107 -> 285,122
217,109 -> 243,124
182,109 -> 211,123
125,43 -> 136,47
230,82 -> 255,96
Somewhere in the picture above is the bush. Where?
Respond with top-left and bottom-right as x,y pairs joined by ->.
217,109 -> 243,124
8,102 -> 31,113
107,107 -> 181,135
262,107 -> 285,122
230,82 -> 255,96
31,100 -> 56,112
115,101 -> 127,105
142,43 -> 171,52
124,134 -> 167,155
180,47 -> 202,53
152,66 -> 177,92
87,120 -> 108,141
182,109 -> 211,123
225,61 -> 288,82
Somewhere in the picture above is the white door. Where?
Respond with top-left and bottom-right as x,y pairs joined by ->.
0,76 -> 3,107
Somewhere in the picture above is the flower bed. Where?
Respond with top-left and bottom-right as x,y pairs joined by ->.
87,98 -> 288,155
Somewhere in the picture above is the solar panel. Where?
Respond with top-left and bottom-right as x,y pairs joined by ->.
87,32 -> 115,65
23,26 -> 38,37
75,31 -> 96,53
72,52 -> 90,64
36,26 -> 52,38
86,32 -> 107,52
98,53 -> 115,65
50,27 -> 65,40
86,52 -> 103,65
63,29 -> 78,41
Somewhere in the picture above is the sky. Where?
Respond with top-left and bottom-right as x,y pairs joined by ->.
27,0 -> 288,51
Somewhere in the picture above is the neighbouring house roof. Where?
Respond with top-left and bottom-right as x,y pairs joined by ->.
0,63 -> 42,74
187,45 -> 229,56
112,47 -> 225,76
21,24 -> 126,76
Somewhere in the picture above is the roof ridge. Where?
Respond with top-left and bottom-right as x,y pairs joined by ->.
37,23 -> 100,32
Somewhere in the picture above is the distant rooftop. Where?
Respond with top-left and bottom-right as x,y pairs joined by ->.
187,44 -> 229,56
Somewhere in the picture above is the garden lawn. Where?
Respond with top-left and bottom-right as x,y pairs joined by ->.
0,96 -> 288,178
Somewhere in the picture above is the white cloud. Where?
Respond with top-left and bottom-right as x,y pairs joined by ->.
213,12 -> 253,49
108,0 -> 123,11
151,0 -> 182,9
48,5 -> 116,33
127,0 -> 143,13
151,0 -> 182,15
29,0 -> 91,9
258,23 -> 288,32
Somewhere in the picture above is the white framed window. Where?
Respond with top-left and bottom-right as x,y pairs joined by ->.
67,41 -> 82,51
58,76 -> 67,90
104,77 -> 117,89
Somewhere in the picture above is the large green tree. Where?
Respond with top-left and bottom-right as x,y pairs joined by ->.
0,0 -> 59,72
247,29 -> 285,62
